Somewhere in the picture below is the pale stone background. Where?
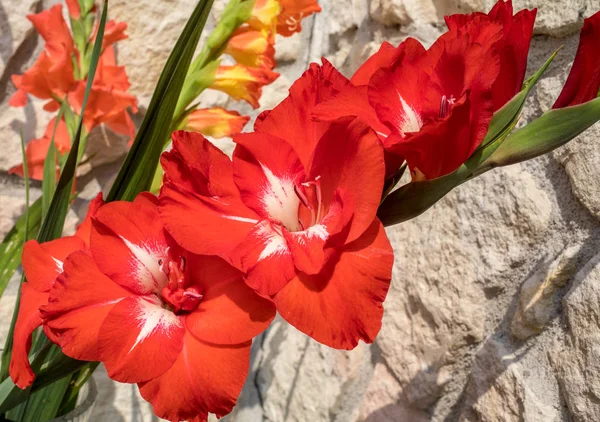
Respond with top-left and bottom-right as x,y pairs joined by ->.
2,0 -> 600,421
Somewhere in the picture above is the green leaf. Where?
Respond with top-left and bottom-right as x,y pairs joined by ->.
42,110 -> 65,219
107,0 -> 216,202
480,96 -> 600,170
0,199 -> 42,299
377,50 -> 559,227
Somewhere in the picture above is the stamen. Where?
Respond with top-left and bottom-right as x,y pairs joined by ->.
183,290 -> 203,300
294,184 -> 311,209
314,176 -> 323,224
439,95 -> 449,119
439,95 -> 457,119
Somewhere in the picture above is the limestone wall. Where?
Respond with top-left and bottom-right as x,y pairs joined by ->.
2,0 -> 600,420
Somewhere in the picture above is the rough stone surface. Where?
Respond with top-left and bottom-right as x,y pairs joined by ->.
549,253 -> 600,422
3,0 -> 600,421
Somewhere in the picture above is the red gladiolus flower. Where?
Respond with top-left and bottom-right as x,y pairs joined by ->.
40,194 -> 275,421
9,193 -> 104,389
159,61 -> 394,350
316,18 -> 502,180
209,64 -> 279,108
445,0 -> 537,111
8,117 -> 71,181
553,11 -> 600,109
184,108 -> 250,138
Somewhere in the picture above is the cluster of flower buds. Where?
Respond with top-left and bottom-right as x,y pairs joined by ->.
8,1 -> 137,180
182,0 -> 320,138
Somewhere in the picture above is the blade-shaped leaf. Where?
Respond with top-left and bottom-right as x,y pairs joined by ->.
378,50 -> 558,227
41,109 -> 64,219
107,0 -> 215,202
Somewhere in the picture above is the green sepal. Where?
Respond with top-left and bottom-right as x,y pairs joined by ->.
480,96 -> 600,171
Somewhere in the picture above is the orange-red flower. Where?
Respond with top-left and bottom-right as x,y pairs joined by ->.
553,11 -> 600,109
159,62 -> 394,350
8,4 -> 77,110
249,0 -> 321,38
9,193 -> 104,388
225,27 -> 276,69
209,64 -> 279,108
37,194 -> 275,421
97,20 -> 128,52
248,0 -> 281,41
28,4 -> 75,57
184,108 -> 250,138
276,0 -> 321,36
9,48 -> 75,110
8,117 -> 71,181
68,47 -> 138,141
65,0 -> 81,19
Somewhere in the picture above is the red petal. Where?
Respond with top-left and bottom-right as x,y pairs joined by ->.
163,131 -> 240,197
22,237 -> 85,292
233,132 -> 305,229
138,330 -> 251,421
74,193 -> 105,248
91,194 -> 169,296
351,38 -> 425,86
185,255 -> 276,345
254,59 -> 351,168
9,284 -> 48,388
390,96 -> 480,179
99,295 -> 185,383
367,65 -> 428,139
41,251 -> 131,362
491,8 -> 536,110
554,11 -> 600,108
232,220 -> 296,296
312,85 -> 390,140
308,119 -> 385,243
9,89 -> 28,108
159,132 -> 258,257
275,220 -> 393,350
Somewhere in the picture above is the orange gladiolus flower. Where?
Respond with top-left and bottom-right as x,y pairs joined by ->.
249,0 -> 321,38
184,108 -> 250,138
9,117 -> 71,181
98,20 -> 128,51
68,47 -> 138,142
9,48 -> 75,110
28,4 -> 75,56
65,0 -> 81,19
225,27 -> 276,69
276,0 -> 321,36
248,0 -> 281,41
9,5 -> 76,110
209,64 -> 279,108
